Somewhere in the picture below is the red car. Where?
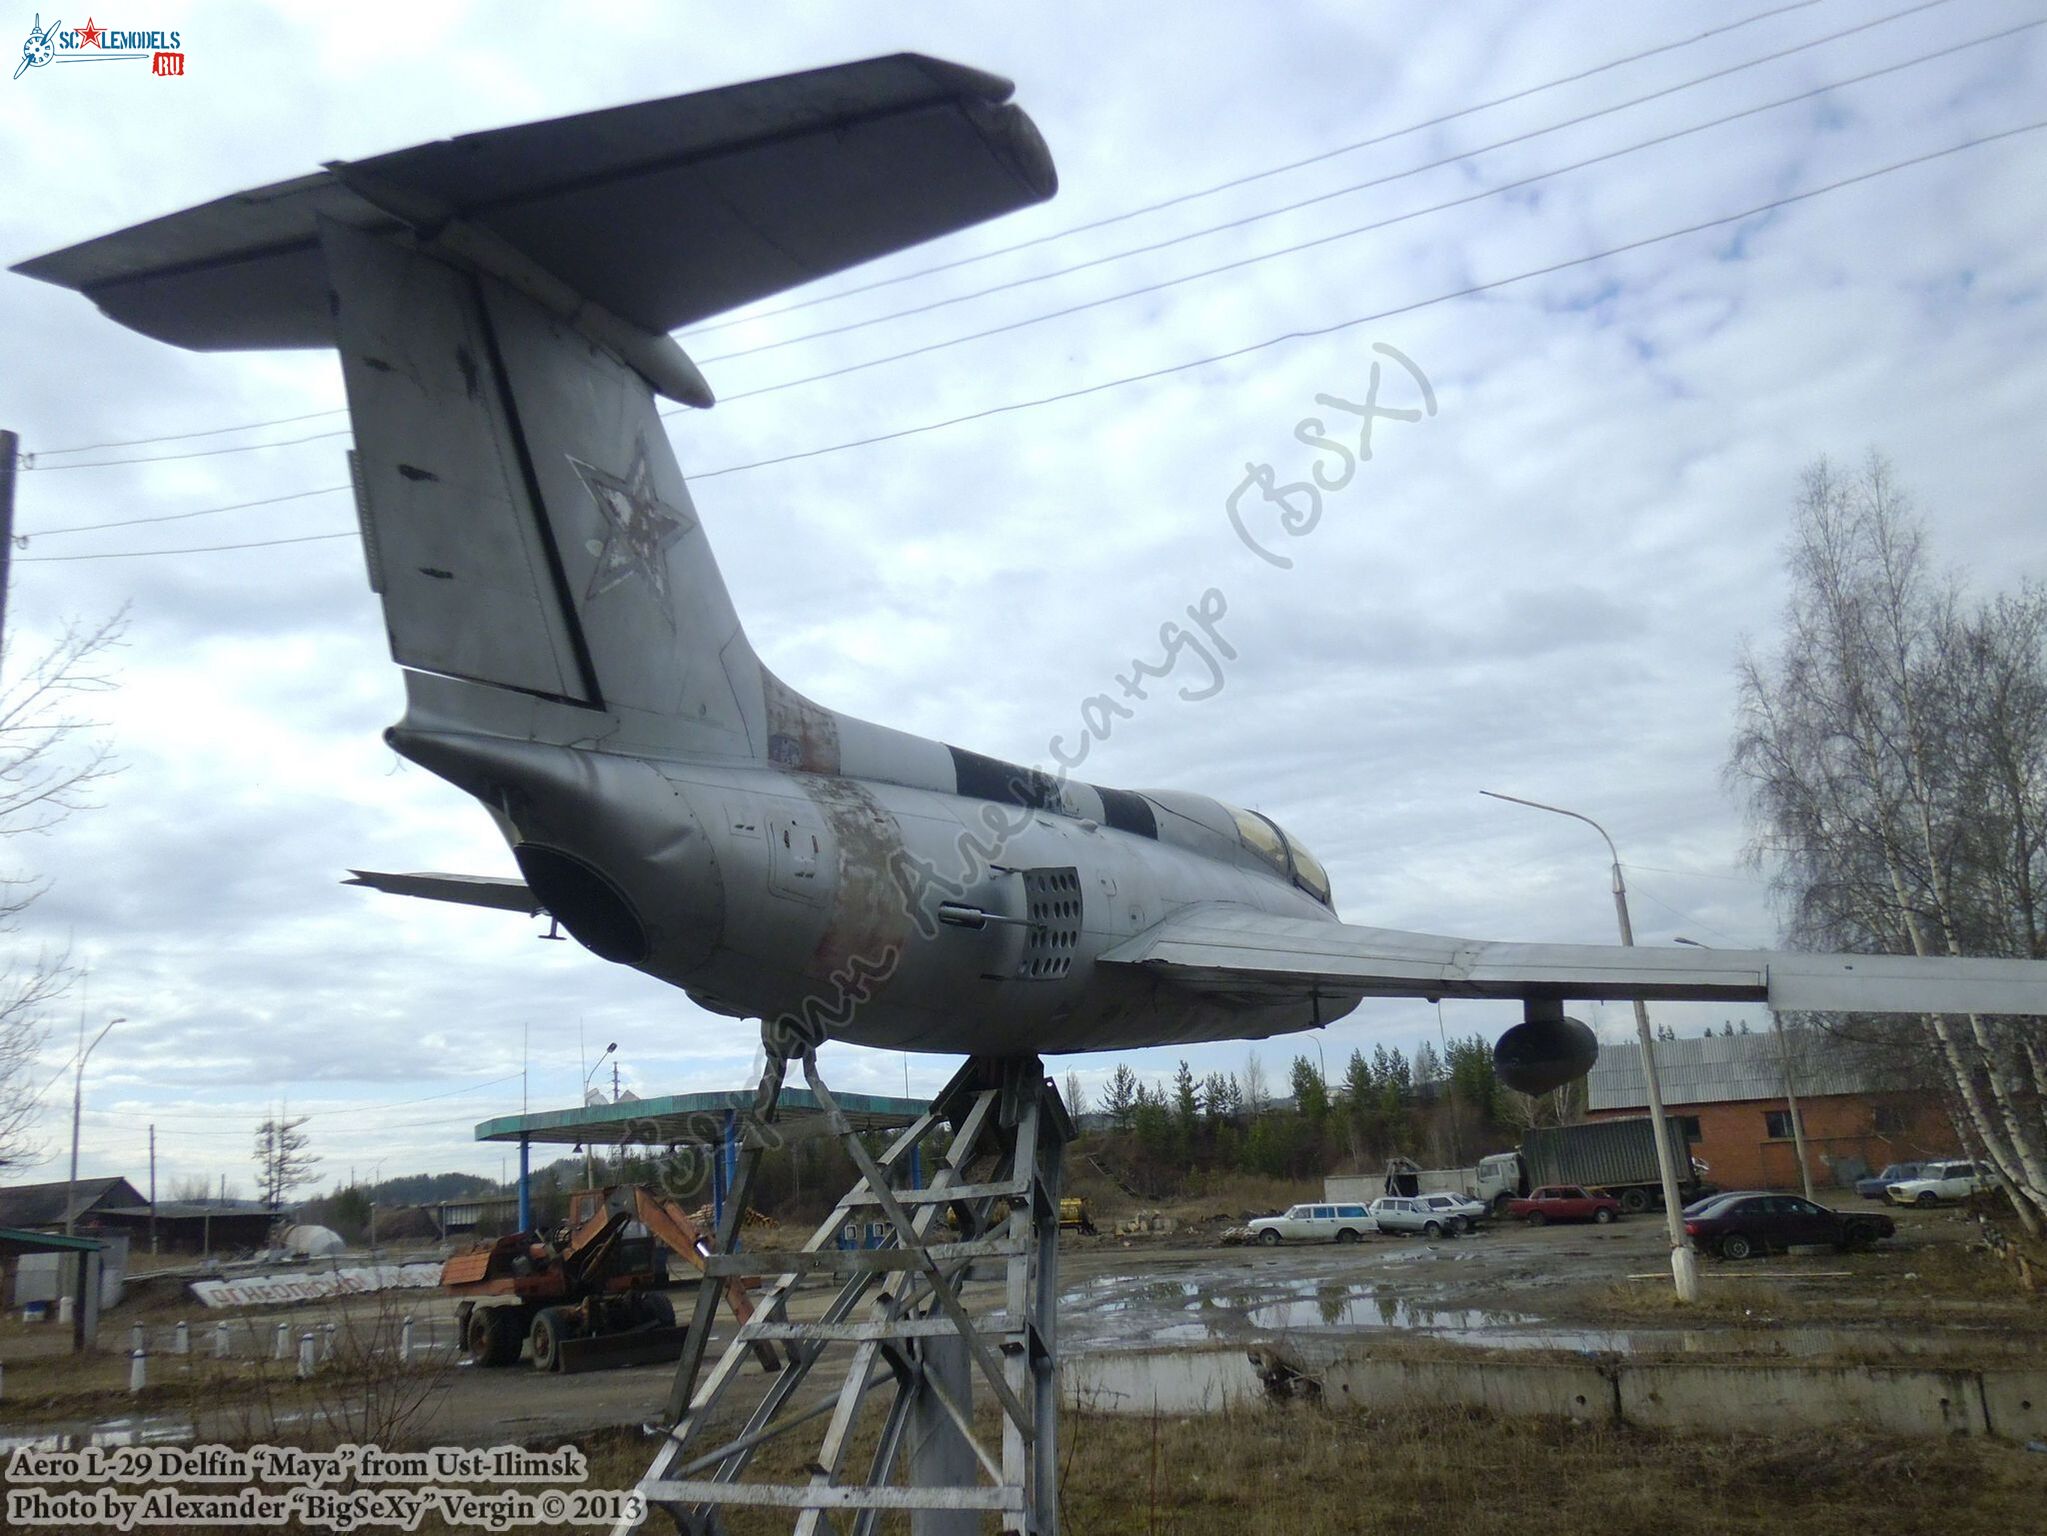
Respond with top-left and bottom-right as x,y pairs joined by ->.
1507,1185 -> 1622,1225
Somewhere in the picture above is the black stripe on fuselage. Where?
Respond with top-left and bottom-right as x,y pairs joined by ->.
1095,785 -> 1158,839
948,745 -> 1061,811
945,744 -> 1159,840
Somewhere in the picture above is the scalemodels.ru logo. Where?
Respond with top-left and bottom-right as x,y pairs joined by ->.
14,14 -> 185,79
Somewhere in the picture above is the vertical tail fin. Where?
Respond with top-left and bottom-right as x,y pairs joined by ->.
326,216 -> 758,750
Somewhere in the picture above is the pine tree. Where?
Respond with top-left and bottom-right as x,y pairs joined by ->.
1289,1054 -> 1329,1126
1341,1048 -> 1371,1110
1172,1060 -> 1199,1155
1101,1063 -> 1138,1131
1201,1071 -> 1232,1124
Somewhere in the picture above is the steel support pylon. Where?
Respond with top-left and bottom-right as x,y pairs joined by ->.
616,1052 -> 1070,1535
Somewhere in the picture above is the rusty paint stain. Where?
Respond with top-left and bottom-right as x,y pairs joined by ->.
362,356 -> 394,373
455,345 -> 482,402
763,673 -> 841,775
397,464 -> 440,482
418,567 -> 454,580
800,776 -> 907,984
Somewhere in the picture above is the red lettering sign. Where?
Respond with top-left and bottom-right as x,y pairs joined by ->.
152,51 -> 184,76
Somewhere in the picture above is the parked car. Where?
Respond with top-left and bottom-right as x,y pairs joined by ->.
1417,1191 -> 1488,1233
1855,1162 -> 1929,1200
1506,1185 -> 1621,1225
1246,1202 -> 1376,1245
1682,1189 -> 1768,1219
1368,1196 -> 1457,1239
1886,1161 -> 1996,1206
1685,1193 -> 1895,1259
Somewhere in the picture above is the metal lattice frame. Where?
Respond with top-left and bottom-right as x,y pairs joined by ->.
615,1053 -> 1069,1535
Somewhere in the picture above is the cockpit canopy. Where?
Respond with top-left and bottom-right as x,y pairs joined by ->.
1226,805 -> 1333,908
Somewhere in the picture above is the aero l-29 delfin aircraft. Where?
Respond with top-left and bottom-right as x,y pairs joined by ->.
20,56 -> 2047,1086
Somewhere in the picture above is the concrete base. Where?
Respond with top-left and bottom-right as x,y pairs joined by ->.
1980,1371 -> 2047,1441
1315,1356 -> 1613,1423
1619,1363 -> 1989,1437
1076,1347 -> 2047,1443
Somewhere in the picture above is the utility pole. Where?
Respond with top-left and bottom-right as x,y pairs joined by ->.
1482,792 -> 1700,1303
0,428 -> 18,652
148,1125 -> 158,1254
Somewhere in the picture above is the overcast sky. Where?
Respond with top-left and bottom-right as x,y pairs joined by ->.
2,0 -> 2042,1200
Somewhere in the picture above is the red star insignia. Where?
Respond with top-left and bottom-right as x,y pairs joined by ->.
76,17 -> 103,47
570,435 -> 694,613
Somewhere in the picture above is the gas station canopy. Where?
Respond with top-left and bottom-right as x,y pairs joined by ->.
474,1087 -> 928,1148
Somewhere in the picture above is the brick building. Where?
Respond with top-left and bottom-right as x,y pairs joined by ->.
1586,1032 -> 1958,1193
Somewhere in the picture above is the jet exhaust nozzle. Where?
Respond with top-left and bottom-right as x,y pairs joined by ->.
512,845 -> 650,964
1493,1003 -> 1597,1096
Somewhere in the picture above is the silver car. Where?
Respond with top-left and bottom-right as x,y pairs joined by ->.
1246,1202 -> 1376,1245
1417,1191 -> 1487,1233
1368,1196 -> 1456,1239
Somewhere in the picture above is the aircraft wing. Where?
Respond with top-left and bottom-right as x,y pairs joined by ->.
344,870 -> 541,916
1096,903 -> 2047,1016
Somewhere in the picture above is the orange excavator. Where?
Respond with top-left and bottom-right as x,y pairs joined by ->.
441,1184 -> 762,1373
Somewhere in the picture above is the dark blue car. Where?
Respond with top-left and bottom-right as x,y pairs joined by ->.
1855,1162 -> 1927,1200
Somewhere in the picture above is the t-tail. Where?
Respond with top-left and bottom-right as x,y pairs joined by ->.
14,55 -> 1056,770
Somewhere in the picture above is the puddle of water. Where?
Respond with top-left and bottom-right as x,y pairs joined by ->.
1055,1270 -> 2042,1362
0,1416 -> 194,1453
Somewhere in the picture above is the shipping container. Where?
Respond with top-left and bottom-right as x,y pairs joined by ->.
1521,1115 -> 1695,1205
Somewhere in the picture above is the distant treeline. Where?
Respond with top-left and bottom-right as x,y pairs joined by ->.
1075,1037 -> 1520,1197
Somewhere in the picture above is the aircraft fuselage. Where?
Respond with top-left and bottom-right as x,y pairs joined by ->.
390,724 -> 1350,1055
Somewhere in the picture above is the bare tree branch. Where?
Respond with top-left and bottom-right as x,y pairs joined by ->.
0,609 -> 127,1170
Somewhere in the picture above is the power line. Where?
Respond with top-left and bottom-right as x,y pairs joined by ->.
699,23 -> 2032,410
691,0 -> 1964,369
79,1072 -> 528,1130
23,484 -> 349,539
26,119 -> 2041,557
20,427 -> 352,473
15,530 -> 358,562
679,0 -> 1835,339
31,407 -> 348,459
2,0 -> 1862,458
684,120 -> 2047,482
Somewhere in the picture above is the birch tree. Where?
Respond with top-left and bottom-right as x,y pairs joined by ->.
1730,454 -> 2047,1231
0,614 -> 124,1170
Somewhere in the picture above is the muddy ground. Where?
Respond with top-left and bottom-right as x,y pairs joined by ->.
4,1199 -> 2037,1448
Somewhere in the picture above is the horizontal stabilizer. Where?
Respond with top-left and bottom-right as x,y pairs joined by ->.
13,54 -> 1055,352
344,869 -> 541,916
1099,904 -> 2047,1016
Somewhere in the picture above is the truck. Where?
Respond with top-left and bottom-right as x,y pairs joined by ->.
1328,1116 -> 1707,1217
442,1183 -> 765,1373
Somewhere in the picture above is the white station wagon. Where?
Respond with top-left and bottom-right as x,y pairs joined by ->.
1247,1203 -> 1376,1245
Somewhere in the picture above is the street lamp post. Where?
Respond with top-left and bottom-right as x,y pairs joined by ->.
582,1042 -> 616,1190
66,1016 -> 125,1236
1481,792 -> 1700,1303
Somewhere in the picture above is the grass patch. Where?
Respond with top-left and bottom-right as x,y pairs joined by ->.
477,1407 -> 2047,1535
7,1398 -> 2041,1534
